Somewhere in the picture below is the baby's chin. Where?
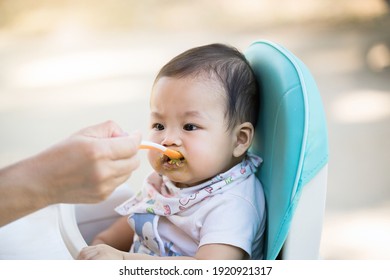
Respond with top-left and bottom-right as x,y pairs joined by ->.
151,156 -> 211,188
167,174 -> 211,189
157,169 -> 196,189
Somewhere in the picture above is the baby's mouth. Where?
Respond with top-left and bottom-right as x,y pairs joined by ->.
161,155 -> 186,168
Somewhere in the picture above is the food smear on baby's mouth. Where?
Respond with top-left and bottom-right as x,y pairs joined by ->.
160,155 -> 186,168
168,158 -> 184,166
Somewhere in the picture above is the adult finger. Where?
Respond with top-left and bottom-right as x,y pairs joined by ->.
78,120 -> 126,139
106,131 -> 142,160
110,156 -> 141,179
98,158 -> 141,192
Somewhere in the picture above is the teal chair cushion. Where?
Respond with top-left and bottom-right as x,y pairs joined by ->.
245,40 -> 329,260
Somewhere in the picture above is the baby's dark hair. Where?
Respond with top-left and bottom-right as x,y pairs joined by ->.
154,43 -> 259,129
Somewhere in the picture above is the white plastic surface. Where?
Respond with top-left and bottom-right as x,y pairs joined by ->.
0,205 -> 72,259
58,183 -> 133,259
281,165 -> 328,259
58,204 -> 87,259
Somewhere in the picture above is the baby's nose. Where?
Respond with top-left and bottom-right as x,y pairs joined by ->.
161,131 -> 182,147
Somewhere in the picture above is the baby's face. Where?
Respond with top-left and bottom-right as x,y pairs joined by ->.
148,76 -> 239,188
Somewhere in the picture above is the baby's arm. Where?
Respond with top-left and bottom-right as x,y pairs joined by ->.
78,243 -> 246,260
91,216 -> 134,252
194,243 -> 247,260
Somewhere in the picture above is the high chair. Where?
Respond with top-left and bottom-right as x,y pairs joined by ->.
58,40 -> 329,260
245,40 -> 329,259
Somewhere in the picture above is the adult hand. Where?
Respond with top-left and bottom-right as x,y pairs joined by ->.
41,120 -> 142,204
0,121 -> 141,226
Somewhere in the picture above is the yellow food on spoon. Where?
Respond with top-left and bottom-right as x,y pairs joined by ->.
139,140 -> 183,159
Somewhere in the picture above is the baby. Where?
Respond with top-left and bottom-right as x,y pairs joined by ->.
78,43 -> 266,260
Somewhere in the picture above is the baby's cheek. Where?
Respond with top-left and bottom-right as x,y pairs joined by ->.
192,148 -> 229,178
189,154 -> 213,175
148,151 -> 161,169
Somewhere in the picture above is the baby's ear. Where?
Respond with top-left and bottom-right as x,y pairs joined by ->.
233,122 -> 254,158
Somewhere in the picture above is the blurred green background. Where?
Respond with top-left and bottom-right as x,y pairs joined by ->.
1,0 -> 389,259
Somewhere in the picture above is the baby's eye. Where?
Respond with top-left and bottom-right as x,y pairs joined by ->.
183,123 -> 198,131
152,123 -> 165,131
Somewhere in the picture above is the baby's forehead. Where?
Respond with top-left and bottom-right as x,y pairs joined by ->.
154,74 -> 226,95
151,75 -> 228,110
187,73 -> 225,90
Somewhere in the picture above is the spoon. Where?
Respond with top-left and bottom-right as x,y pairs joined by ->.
139,140 -> 183,159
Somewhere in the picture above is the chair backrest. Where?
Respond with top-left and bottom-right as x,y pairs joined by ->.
245,40 -> 329,260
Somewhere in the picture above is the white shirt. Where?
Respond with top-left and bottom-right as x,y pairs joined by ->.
158,173 -> 266,259
116,153 -> 266,259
